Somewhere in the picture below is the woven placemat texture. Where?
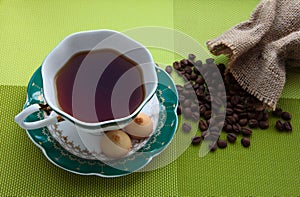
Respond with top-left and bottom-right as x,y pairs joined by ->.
1,0 -> 300,196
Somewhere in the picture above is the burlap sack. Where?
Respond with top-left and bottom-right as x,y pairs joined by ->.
207,0 -> 300,109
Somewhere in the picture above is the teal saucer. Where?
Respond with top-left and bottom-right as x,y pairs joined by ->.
23,66 -> 178,177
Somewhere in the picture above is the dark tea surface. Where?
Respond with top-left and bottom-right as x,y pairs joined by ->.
55,49 -> 145,123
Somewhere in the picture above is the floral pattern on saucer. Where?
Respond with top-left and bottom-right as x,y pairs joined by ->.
48,123 -> 96,160
47,94 -> 160,161
24,66 -> 178,177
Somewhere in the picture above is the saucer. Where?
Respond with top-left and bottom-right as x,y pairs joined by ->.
23,65 -> 178,177
48,94 -> 160,161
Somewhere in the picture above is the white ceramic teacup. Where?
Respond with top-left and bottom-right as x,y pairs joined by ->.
15,30 -> 158,135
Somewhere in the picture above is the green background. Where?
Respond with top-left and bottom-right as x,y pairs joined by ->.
1,0 -> 300,196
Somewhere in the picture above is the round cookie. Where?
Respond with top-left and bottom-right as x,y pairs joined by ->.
124,112 -> 153,139
100,130 -> 132,158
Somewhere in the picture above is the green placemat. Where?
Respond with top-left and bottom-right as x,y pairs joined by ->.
1,0 -> 300,196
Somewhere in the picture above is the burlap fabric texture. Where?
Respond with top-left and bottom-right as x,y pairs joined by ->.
207,0 -> 300,109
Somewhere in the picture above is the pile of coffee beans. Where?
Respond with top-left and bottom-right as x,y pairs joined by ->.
165,54 -> 293,152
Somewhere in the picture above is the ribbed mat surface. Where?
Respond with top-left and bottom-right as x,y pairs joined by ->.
1,0 -> 299,196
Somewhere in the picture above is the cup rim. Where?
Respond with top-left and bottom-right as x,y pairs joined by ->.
41,29 -> 158,130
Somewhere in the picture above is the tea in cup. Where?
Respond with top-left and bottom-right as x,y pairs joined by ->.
15,30 -> 158,136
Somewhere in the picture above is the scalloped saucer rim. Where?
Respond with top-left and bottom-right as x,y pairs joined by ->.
22,65 -> 178,177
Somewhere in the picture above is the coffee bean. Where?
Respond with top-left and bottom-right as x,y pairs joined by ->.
205,95 -> 211,103
281,112 -> 292,121
195,60 -> 203,67
232,113 -> 240,123
191,104 -> 198,112
241,137 -> 250,148
198,120 -> 208,131
218,120 -> 226,129
180,59 -> 188,67
195,77 -> 205,85
199,84 -> 206,92
246,105 -> 255,112
182,89 -> 190,97
193,83 -> 200,90
184,66 -> 192,75
199,105 -> 206,115
192,112 -> 199,121
239,118 -> 248,127
190,73 -> 198,81
173,61 -> 180,70
248,112 -> 256,119
206,118 -> 212,126
193,66 -> 200,75
196,89 -> 205,100
206,131 -> 220,141
232,124 -> 241,134
198,99 -> 204,106
254,103 -> 265,112
172,57 -> 294,152
224,124 -> 233,133
209,142 -> 217,151
238,112 -> 248,119
227,133 -> 237,143
201,131 -> 208,138
188,90 -> 195,97
234,108 -> 244,114
234,104 -> 245,113
204,103 -> 211,110
187,59 -> 194,67
262,112 -> 268,121
183,108 -> 193,119
226,108 -> 234,116
231,84 -> 241,92
231,95 -> 240,105
219,92 -> 226,99
214,114 -> 226,123
165,66 -> 172,74
182,123 -> 191,133
259,121 -> 269,129
272,107 -> 282,117
179,95 -> 185,103
275,120 -> 284,131
191,136 -> 202,145
233,113 -> 240,122
183,99 -> 192,107
217,140 -> 227,149
188,53 -> 196,61
204,110 -> 212,120
226,116 -> 236,124
227,102 -> 233,108
241,127 -> 252,136
206,58 -> 214,64
283,121 -> 292,131
256,112 -> 264,121
209,126 -> 220,133
248,119 -> 258,128
177,105 -> 182,115
176,85 -> 184,93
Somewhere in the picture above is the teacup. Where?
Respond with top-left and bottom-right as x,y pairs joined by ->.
15,30 -> 158,135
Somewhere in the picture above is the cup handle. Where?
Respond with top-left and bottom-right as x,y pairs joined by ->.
14,104 -> 60,130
